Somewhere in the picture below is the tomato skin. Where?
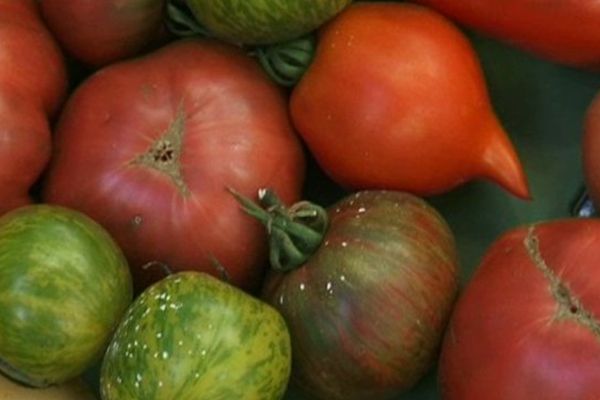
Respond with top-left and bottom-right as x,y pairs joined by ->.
412,0 -> 600,69
290,2 -> 529,199
40,0 -> 167,67
184,0 -> 351,45
583,92 -> 600,207
43,39 -> 305,293
0,204 -> 133,387
0,0 -> 67,215
262,191 -> 459,399
101,272 -> 291,400
440,219 -> 600,399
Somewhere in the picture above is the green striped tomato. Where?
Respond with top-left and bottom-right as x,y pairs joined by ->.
0,205 -> 133,387
100,271 -> 291,400
184,0 -> 352,44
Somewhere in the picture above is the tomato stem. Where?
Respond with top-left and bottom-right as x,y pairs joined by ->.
229,188 -> 328,271
253,34 -> 316,87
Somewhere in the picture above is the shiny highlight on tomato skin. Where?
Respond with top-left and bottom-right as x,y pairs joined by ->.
42,39 -> 306,294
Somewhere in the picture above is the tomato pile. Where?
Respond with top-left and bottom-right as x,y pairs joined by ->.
0,1 -> 599,399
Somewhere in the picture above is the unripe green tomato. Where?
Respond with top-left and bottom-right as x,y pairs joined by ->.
0,204 -> 133,387
185,0 -> 352,45
101,271 -> 291,399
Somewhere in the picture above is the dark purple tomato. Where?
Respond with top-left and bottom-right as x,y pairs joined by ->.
235,189 -> 459,399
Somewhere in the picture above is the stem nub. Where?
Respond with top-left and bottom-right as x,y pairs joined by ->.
229,188 -> 328,271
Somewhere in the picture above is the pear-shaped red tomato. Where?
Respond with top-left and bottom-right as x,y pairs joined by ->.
291,2 -> 529,199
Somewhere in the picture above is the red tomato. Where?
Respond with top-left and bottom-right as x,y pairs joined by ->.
440,219 -> 600,399
583,91 -> 600,206
42,39 -> 306,293
40,0 -> 167,67
412,0 -> 600,69
290,2 -> 530,199
0,0 -> 67,215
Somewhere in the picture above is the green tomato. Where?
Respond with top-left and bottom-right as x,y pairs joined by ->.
0,204 -> 133,387
185,0 -> 352,45
100,271 -> 291,400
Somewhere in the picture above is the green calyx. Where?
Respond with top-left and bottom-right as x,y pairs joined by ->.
254,34 -> 316,87
229,188 -> 328,272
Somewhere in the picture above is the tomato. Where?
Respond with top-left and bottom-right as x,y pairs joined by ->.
0,0 -> 67,215
583,91 -> 600,207
411,0 -> 600,70
0,205 -> 132,387
184,0 -> 351,45
234,189 -> 459,399
290,2 -> 530,199
0,373 -> 95,400
42,39 -> 306,293
101,271 -> 291,399
440,219 -> 600,399
40,0 -> 167,67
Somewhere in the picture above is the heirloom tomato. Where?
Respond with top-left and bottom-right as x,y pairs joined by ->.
43,39 -> 305,293
411,0 -> 600,70
101,272 -> 291,400
235,189 -> 459,399
583,91 -> 600,207
41,0 -> 167,67
290,2 -> 529,199
0,205 -> 132,387
184,0 -> 351,45
440,219 -> 600,399
0,0 -> 66,215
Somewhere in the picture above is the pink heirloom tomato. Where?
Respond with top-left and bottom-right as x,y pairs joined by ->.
440,219 -> 600,399
43,39 -> 306,293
